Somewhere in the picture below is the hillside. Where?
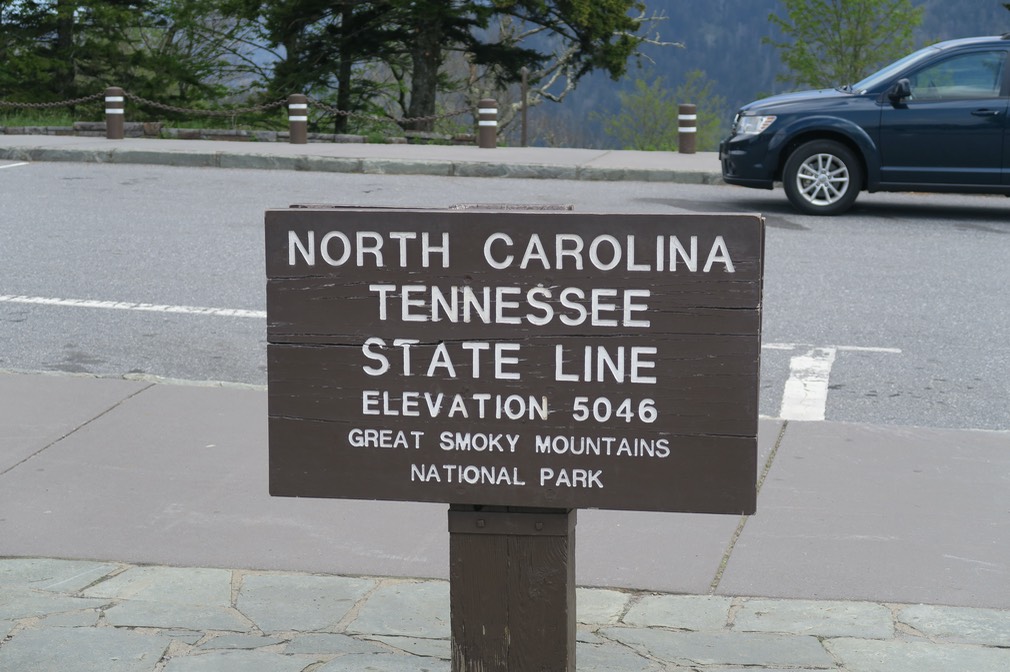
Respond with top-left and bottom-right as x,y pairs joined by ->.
529,0 -> 1010,148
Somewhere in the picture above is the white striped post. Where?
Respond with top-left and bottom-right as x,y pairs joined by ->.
678,104 -> 697,154
478,98 -> 497,149
105,87 -> 125,140
288,94 -> 308,144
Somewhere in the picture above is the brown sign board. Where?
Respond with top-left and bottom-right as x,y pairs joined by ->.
266,207 -> 763,514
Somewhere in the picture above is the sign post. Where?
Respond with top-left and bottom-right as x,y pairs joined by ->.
265,206 -> 764,671
449,505 -> 576,671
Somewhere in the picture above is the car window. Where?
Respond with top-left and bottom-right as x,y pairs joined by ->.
909,51 -> 1006,101
852,45 -> 940,92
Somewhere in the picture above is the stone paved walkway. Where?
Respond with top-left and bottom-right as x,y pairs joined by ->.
2,558 -> 1009,671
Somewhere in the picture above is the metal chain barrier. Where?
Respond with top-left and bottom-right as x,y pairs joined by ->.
306,96 -> 471,126
3,91 -> 471,121
1,90 -> 470,124
0,92 -> 105,109
2,88 -> 493,146
123,92 -> 287,117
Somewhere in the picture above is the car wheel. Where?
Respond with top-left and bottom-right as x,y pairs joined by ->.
783,140 -> 863,215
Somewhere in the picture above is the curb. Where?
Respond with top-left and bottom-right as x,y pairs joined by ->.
0,146 -> 725,184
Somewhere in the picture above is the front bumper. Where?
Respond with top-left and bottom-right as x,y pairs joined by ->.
719,134 -> 778,190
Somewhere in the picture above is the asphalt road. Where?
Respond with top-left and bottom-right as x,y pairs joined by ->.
2,160 -> 1008,430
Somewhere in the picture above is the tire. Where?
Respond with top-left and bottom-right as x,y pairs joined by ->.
782,140 -> 863,215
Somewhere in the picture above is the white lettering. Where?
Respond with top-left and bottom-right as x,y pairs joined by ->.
368,284 -> 396,321
356,231 -> 383,267
442,464 -> 526,486
364,391 -> 547,420
589,235 -> 621,270
484,232 -> 512,269
401,285 -> 428,322
288,230 -> 314,266
320,231 -> 351,266
556,234 -> 583,269
347,428 -> 422,449
426,342 -> 457,378
623,289 -> 651,328
535,435 -> 669,457
438,432 -> 519,453
363,284 -> 651,328
554,345 -> 656,384
411,463 -> 441,482
361,339 -> 389,376
389,231 -> 416,267
422,232 -> 450,268
495,343 -> 521,381
626,235 -> 649,271
520,234 -> 550,270
704,235 -> 735,272
670,236 -> 697,272
540,467 -> 603,488
474,233 -> 733,272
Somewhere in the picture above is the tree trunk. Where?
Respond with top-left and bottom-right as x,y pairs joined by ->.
334,5 -> 353,134
404,20 -> 442,132
55,0 -> 75,98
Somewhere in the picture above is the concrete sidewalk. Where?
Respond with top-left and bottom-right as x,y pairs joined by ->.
1,370 -> 1009,670
0,133 -> 723,183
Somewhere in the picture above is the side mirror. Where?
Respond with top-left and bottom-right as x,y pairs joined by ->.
888,78 -> 912,103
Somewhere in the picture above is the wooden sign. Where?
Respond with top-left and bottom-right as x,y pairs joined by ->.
266,207 -> 763,514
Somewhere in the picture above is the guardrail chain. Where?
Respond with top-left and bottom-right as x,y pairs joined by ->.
124,93 -> 288,117
307,96 -> 471,127
0,92 -> 105,109
1,89 -> 497,147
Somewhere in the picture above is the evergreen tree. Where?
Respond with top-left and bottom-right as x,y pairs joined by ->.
766,0 -> 924,89
396,0 -> 651,131
1,1 -> 258,111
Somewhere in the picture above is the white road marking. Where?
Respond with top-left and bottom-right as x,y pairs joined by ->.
766,342 -> 902,421
1,294 -> 906,423
764,342 -> 901,354
0,294 -> 265,319
779,347 -> 838,421
0,162 -> 29,169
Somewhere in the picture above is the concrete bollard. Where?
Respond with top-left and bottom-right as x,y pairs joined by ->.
678,104 -> 697,154
288,94 -> 308,145
478,98 -> 497,149
105,87 -> 125,140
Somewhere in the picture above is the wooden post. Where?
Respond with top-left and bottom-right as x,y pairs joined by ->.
449,506 -> 576,672
678,103 -> 697,154
104,87 -> 125,140
478,98 -> 497,149
288,94 -> 308,145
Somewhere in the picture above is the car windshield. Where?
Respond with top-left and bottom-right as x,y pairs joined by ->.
850,44 -> 943,92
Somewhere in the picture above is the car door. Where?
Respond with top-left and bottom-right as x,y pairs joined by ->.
878,49 -> 1009,186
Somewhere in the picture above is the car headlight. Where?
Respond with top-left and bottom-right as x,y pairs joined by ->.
734,114 -> 777,135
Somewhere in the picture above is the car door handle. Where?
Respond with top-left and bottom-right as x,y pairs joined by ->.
970,109 -> 1002,116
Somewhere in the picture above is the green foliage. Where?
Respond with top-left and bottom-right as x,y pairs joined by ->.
601,77 -> 678,151
0,0 -> 261,114
506,0 -> 647,82
600,71 -> 727,151
673,70 -> 727,151
765,0 -> 924,89
244,0 -> 652,132
0,0 -> 656,138
0,109 -> 76,127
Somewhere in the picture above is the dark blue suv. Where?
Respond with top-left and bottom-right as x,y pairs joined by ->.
719,35 -> 1010,215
